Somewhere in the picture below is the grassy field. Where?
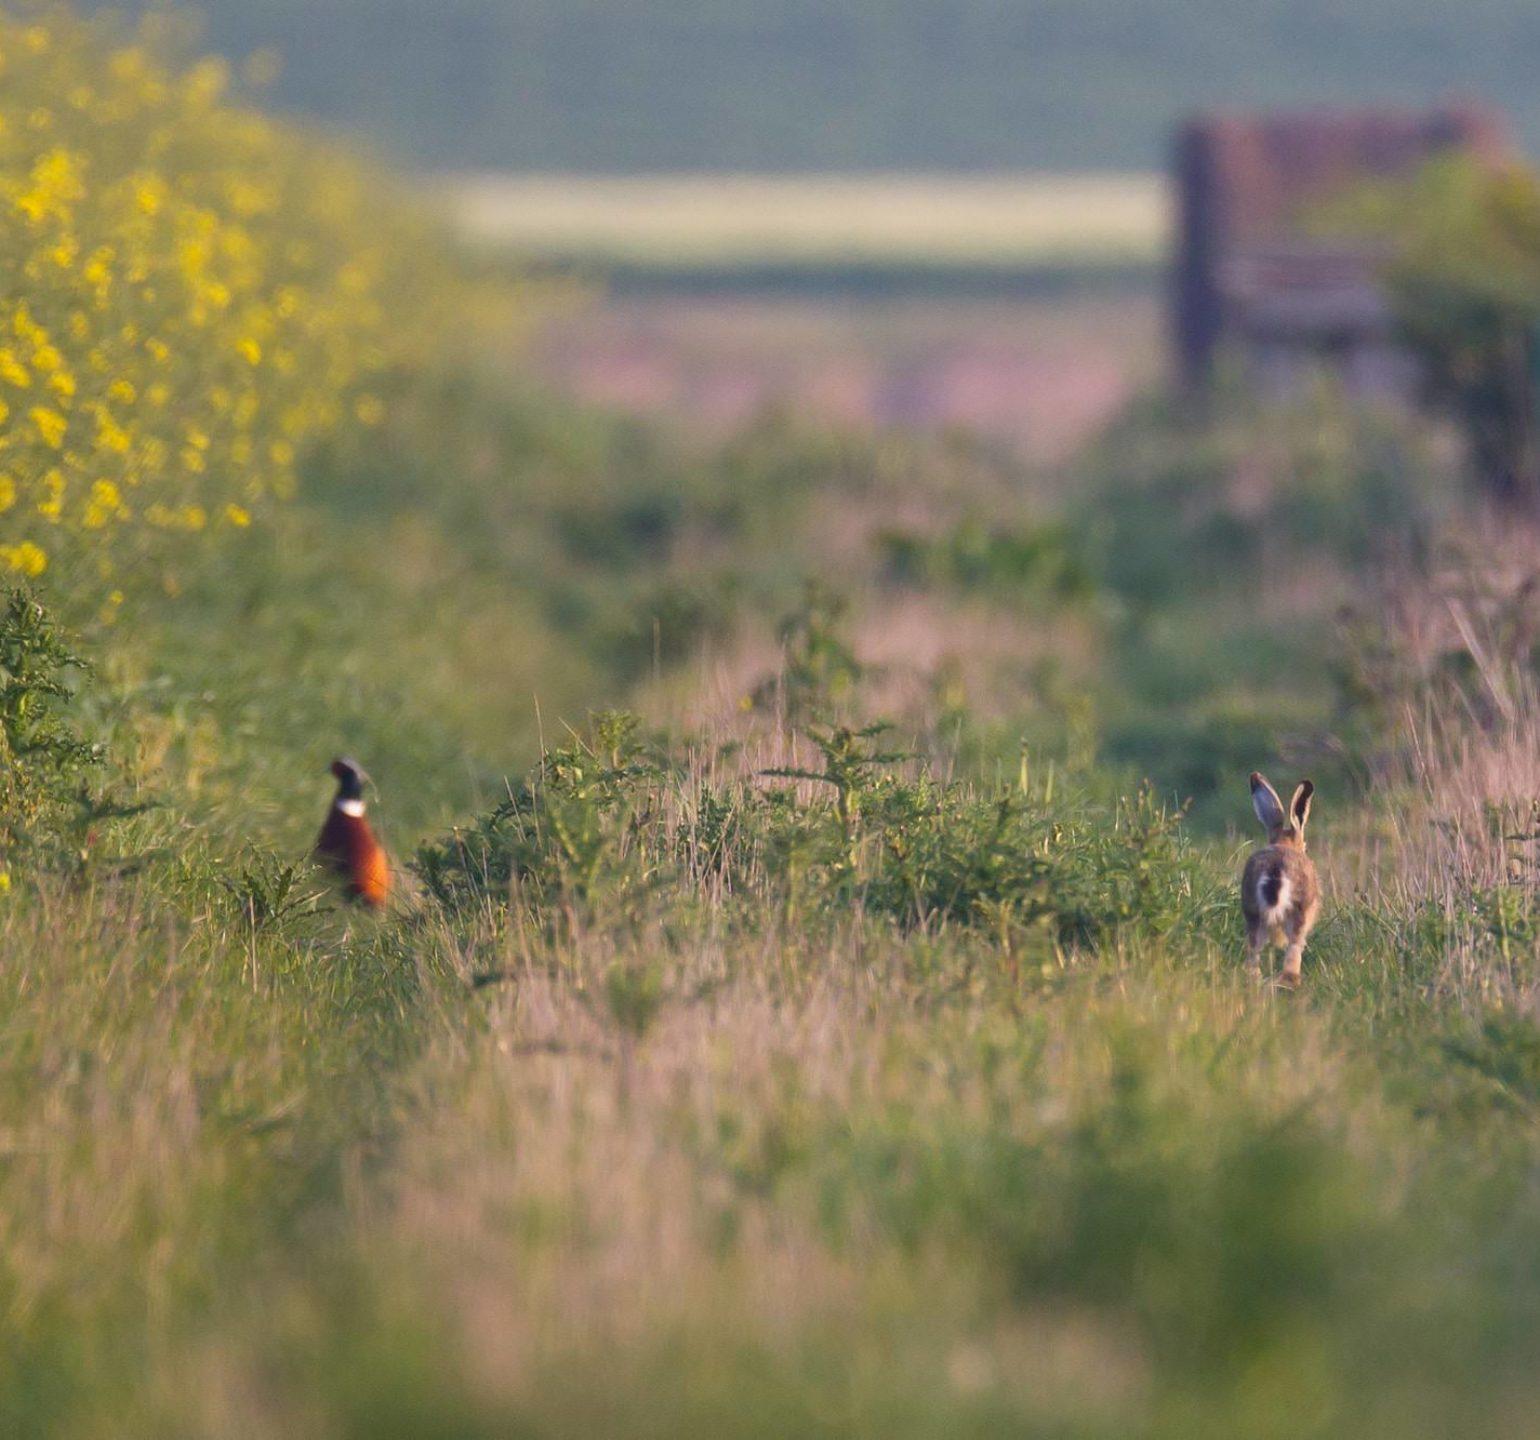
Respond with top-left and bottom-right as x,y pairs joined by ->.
13,373 -> 1540,1436
449,173 -> 1168,273
10,14 -> 1540,1440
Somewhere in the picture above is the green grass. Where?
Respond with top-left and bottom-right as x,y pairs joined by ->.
5,312 -> 1540,1436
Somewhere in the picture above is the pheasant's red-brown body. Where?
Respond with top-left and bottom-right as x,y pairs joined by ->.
315,758 -> 390,911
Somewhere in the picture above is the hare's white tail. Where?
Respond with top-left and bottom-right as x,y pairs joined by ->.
1255,861 -> 1290,923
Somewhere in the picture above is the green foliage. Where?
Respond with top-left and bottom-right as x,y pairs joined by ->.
597,575 -> 740,683
220,848 -> 327,934
1102,707 -> 1284,819
1049,395 -> 1441,824
858,777 -> 1203,945
0,589 -> 99,828
416,709 -> 1207,953
751,582 -> 865,721
413,710 -> 668,919
879,518 -> 1096,604
0,589 -> 142,875
1080,393 -> 1440,612
0,878 -> 462,1439
1348,158 -> 1540,504
92,374 -> 865,855
766,721 -> 908,837
600,957 -> 668,1044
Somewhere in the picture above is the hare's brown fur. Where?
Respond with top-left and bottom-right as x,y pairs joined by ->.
1241,773 -> 1319,988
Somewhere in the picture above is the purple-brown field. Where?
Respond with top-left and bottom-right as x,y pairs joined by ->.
525,291 -> 1160,462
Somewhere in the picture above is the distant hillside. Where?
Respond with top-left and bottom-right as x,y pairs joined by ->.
105,1 -> 1540,171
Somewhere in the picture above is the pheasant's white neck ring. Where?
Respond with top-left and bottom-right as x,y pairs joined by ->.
337,798 -> 367,818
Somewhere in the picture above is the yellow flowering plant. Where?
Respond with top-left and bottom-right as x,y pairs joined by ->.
0,7 -> 466,594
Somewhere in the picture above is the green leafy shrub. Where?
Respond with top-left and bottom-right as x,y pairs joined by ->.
417,709 -> 1209,951
0,588 -> 137,877
1338,157 -> 1540,506
1079,393 -> 1439,613
413,710 -> 670,919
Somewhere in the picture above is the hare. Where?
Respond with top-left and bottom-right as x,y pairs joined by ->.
1241,772 -> 1319,989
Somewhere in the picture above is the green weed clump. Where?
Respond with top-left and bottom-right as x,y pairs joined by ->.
415,709 -> 1210,955
0,589 -> 99,849
0,587 -> 143,878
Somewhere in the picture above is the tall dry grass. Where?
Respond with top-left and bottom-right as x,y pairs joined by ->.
1339,514 -> 1540,1004
147,856 -> 1540,1440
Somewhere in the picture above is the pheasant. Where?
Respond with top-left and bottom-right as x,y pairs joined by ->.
315,757 -> 390,911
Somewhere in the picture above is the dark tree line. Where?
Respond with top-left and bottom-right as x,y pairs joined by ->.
96,0 -> 1540,172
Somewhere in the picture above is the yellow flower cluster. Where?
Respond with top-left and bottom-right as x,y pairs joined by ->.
0,11 -> 458,589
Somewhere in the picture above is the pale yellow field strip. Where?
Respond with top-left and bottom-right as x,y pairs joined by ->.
446,173 -> 1170,267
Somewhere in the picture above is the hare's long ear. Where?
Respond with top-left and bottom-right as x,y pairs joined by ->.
1250,772 -> 1285,831
1290,780 -> 1315,833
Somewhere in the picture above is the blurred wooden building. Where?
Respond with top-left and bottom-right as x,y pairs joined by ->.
1172,106 -> 1511,396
